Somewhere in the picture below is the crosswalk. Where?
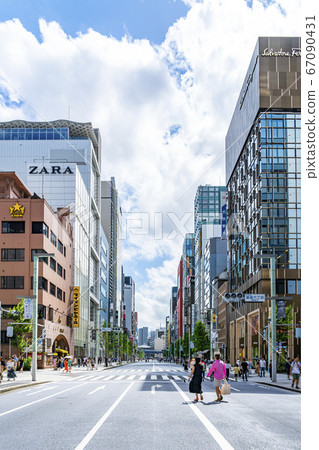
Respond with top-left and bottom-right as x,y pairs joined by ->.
70,372 -> 188,383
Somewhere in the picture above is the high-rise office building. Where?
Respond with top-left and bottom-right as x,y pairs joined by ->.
194,185 -> 226,322
101,178 -> 122,327
100,226 -> 109,329
138,327 -> 148,346
0,120 -> 101,357
225,36 -> 301,362
182,233 -> 195,335
123,275 -> 135,336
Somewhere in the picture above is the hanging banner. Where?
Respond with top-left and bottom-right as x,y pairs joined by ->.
73,287 -> 79,328
24,298 -> 33,319
276,300 -> 286,320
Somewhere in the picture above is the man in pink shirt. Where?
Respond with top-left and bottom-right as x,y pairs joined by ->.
206,353 -> 226,401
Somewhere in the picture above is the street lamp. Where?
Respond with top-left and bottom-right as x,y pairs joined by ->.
254,253 -> 277,382
32,252 -> 55,381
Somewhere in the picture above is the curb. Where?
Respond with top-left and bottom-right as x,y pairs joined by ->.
253,380 -> 301,393
102,362 -> 130,371
0,380 -> 50,394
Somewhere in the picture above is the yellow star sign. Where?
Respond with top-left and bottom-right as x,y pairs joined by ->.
9,202 -> 25,218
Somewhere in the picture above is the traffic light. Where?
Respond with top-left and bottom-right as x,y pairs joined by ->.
223,292 -> 244,303
212,314 -> 217,323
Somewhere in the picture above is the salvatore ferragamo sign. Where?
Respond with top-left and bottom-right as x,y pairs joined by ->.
261,48 -> 301,57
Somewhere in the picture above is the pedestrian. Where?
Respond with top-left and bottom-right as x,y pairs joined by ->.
290,356 -> 301,389
53,357 -> 57,371
225,360 -> 231,381
285,358 -> 292,380
63,357 -> 68,373
18,356 -> 24,373
6,358 -> 17,380
188,357 -> 204,402
91,358 -> 95,370
233,364 -> 240,381
255,360 -> 260,376
240,358 -> 248,381
259,357 -> 266,377
0,356 -> 5,383
201,359 -> 206,381
206,353 -> 226,402
269,360 -> 272,379
68,357 -> 72,373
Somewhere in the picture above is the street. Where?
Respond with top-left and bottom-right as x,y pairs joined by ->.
0,362 -> 300,449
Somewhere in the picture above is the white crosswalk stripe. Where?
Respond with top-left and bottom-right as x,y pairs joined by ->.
114,375 -> 125,380
172,376 -> 180,380
139,375 -> 146,380
162,375 -> 169,380
151,375 -> 157,380
127,375 -> 136,380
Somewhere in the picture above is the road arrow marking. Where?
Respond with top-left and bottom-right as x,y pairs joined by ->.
151,384 -> 161,394
88,386 -> 105,395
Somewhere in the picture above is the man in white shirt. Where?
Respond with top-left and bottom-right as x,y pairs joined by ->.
290,355 -> 301,389
260,357 -> 266,377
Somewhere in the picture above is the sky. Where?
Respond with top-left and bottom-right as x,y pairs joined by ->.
0,0 -> 301,330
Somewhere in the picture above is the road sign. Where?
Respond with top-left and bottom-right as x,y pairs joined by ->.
211,331 -> 217,340
7,326 -> 14,337
101,327 -> 112,332
245,294 -> 265,303
24,298 -> 33,319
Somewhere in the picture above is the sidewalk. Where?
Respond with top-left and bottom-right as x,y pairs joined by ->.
245,371 -> 301,392
0,362 -> 129,394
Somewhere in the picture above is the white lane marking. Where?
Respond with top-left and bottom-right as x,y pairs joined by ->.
102,375 -> 115,380
88,386 -> 105,395
172,376 -> 181,381
145,370 -> 149,372
72,375 -> 87,381
151,384 -> 161,394
18,389 -> 31,393
127,375 -> 136,380
82,376 -> 95,381
92,376 -> 104,381
0,382 -> 89,417
170,380 -> 234,450
158,369 -> 163,372
230,386 -> 240,392
151,375 -> 157,380
162,376 -> 169,380
75,382 -> 134,450
183,376 -> 189,380
26,386 -> 56,396
114,375 -> 125,380
139,375 -> 146,380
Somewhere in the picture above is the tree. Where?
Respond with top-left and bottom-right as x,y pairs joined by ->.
192,321 -> 208,354
7,300 -> 32,354
277,304 -> 296,370
182,332 -> 189,357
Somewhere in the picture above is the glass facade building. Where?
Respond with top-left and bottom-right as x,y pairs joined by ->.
194,186 -> 226,322
225,37 -> 301,363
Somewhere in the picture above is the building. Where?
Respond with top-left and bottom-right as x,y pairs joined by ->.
225,36 -> 301,363
101,178 -> 122,328
100,226 -> 109,329
123,276 -> 135,336
182,233 -> 195,336
194,185 -> 226,323
0,120 -> 101,358
0,172 -> 73,366
177,259 -> 183,339
138,326 -> 148,346
169,286 -> 178,343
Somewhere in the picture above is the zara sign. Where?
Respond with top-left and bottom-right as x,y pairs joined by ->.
29,165 -> 74,175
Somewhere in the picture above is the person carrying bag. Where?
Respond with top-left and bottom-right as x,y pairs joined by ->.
221,380 -> 231,395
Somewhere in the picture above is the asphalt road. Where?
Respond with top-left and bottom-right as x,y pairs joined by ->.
0,361 -> 300,449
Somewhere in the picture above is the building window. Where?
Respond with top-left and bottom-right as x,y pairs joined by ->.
38,304 -> 46,319
50,283 -> 56,296
297,280 -> 301,295
58,240 -> 63,254
2,221 -> 25,233
32,222 -> 48,237
63,291 -> 65,303
1,276 -> 24,289
48,307 -> 53,322
1,248 -> 25,261
50,231 -> 57,246
63,246 -> 66,257
287,280 -> 296,294
57,264 -> 63,277
276,279 -> 285,295
31,249 -> 48,264
50,258 -> 56,271
57,287 -> 62,300
31,277 -> 48,291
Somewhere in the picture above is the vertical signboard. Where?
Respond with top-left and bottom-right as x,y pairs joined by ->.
73,287 -> 79,328
24,298 -> 33,319
220,190 -> 227,239
276,300 -> 286,320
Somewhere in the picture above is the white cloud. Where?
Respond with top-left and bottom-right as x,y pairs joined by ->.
0,0 -> 300,328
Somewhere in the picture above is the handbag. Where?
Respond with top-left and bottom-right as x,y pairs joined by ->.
221,381 -> 231,395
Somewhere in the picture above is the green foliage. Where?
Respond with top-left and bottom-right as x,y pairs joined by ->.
23,357 -> 32,371
192,321 -> 209,354
277,304 -> 295,342
182,332 -> 190,356
7,300 -> 32,354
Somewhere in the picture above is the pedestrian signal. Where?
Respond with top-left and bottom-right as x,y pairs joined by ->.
223,292 -> 244,303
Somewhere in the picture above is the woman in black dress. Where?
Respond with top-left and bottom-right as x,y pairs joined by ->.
188,357 -> 204,402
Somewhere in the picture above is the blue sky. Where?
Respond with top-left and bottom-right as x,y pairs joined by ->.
0,0 -> 189,44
